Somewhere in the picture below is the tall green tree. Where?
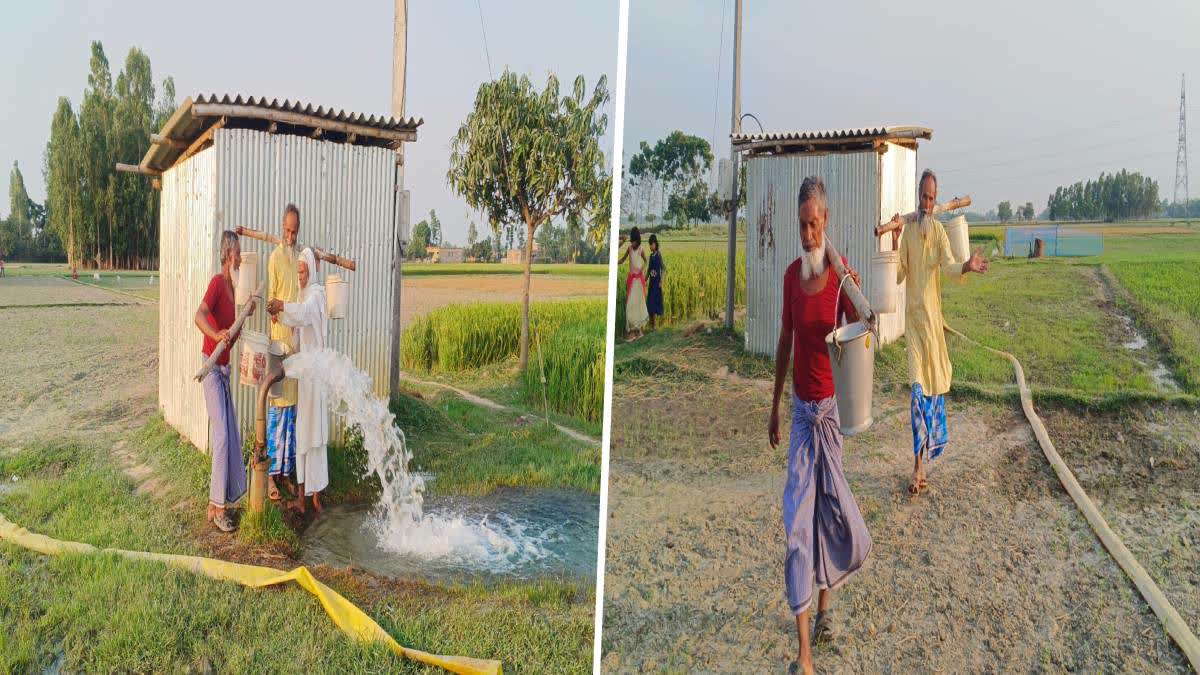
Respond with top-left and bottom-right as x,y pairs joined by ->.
45,97 -> 83,267
447,69 -> 610,369
467,220 -> 478,247
997,201 -> 1013,223
9,161 -> 32,225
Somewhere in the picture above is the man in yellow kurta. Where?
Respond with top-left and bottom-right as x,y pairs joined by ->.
890,170 -> 989,495
266,204 -> 302,501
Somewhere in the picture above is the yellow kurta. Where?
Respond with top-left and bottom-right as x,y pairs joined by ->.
268,243 -> 300,407
896,217 -> 965,396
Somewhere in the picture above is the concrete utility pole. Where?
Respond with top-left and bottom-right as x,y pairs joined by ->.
389,0 -> 408,397
724,0 -> 743,330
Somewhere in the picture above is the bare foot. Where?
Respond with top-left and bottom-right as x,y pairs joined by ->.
287,496 -> 305,514
311,493 -> 323,513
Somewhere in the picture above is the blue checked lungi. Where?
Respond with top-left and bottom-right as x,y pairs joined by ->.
783,394 -> 873,615
911,382 -> 948,462
268,406 -> 297,478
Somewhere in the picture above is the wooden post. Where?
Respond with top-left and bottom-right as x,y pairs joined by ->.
724,0 -> 743,330
389,0 -> 409,398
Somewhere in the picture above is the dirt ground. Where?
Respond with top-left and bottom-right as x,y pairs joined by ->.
601,332 -> 1196,673
399,273 -> 605,326
0,278 -> 157,447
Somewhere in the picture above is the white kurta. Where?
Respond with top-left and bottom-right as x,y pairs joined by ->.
280,281 -> 329,495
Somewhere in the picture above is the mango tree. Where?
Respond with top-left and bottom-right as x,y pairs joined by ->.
448,70 -> 610,370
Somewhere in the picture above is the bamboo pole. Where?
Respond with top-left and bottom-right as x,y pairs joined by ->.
194,281 -> 264,382
115,163 -> 161,177
235,226 -> 358,272
874,196 -> 972,237
822,240 -> 877,338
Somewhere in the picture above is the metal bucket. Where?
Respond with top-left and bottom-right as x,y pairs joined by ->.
326,274 -> 349,320
235,252 -> 259,306
825,321 -> 875,436
238,330 -> 270,388
869,250 -> 899,314
945,215 -> 970,264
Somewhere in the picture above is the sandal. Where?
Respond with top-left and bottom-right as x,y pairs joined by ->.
813,610 -> 835,643
209,510 -> 236,533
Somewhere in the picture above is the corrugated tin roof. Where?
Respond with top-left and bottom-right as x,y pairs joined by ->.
139,94 -> 422,172
731,125 -> 932,154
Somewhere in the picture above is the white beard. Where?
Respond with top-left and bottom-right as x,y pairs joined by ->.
799,246 -> 827,280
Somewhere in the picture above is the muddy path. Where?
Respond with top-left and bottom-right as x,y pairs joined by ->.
601,332 -> 1194,673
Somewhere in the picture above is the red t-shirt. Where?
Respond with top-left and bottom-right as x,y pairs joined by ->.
781,257 -> 853,401
201,274 -> 238,366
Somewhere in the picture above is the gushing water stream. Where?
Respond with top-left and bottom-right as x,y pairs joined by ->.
285,348 -> 575,574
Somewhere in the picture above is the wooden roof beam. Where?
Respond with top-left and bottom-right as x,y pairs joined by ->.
190,102 -> 418,143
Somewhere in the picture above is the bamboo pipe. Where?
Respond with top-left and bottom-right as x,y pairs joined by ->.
874,196 -> 972,237
235,226 -> 358,272
249,365 -> 287,513
194,280 -> 264,382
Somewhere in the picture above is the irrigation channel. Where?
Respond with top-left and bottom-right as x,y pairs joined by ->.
286,348 -> 598,583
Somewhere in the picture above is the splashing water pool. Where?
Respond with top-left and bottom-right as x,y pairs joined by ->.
283,348 -> 597,581
300,488 -> 599,583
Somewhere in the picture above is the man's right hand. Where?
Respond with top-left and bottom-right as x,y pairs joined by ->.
768,407 -> 781,449
215,329 -> 231,345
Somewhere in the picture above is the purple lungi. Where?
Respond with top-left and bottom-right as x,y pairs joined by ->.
201,364 -> 247,508
783,394 -> 872,614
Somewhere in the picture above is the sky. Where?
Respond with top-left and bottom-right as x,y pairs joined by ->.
0,0 -> 618,244
624,0 -> 1200,216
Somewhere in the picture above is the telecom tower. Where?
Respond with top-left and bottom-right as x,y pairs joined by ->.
1176,74 -> 1189,205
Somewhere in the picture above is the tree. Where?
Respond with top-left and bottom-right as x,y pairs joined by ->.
10,161 -> 32,226
409,220 -> 431,259
667,180 -> 712,226
1045,169 -> 1160,222
467,220 -> 478,247
447,69 -> 610,370
45,97 -> 83,267
425,209 -> 442,247
1023,202 -> 1035,221
997,201 -> 1013,223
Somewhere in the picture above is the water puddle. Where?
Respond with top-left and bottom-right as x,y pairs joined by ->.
300,488 -> 598,584
1116,314 -> 1180,393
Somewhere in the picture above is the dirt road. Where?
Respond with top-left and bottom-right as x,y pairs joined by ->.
602,331 -> 1196,673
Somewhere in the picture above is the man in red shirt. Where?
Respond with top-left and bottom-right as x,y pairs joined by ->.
768,176 -> 873,675
194,230 -> 255,532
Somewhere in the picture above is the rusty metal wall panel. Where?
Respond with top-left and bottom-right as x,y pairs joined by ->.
743,151 -> 880,355
158,147 -> 217,451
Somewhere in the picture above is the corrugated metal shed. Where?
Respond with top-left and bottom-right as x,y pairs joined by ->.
157,122 -> 408,452
141,94 -> 423,173
742,137 -> 920,356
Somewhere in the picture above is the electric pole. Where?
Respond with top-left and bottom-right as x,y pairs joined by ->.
1175,74 -> 1189,208
724,0 -> 742,330
389,0 -> 408,397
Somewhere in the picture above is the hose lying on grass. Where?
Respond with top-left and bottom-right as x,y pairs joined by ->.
0,514 -> 501,675
945,324 -> 1200,671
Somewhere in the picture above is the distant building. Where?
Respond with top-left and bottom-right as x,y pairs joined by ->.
503,242 -> 542,265
426,246 -> 464,263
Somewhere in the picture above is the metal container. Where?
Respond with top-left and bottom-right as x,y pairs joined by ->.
235,251 -> 259,306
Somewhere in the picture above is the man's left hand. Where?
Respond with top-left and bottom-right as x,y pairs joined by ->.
964,247 -> 989,274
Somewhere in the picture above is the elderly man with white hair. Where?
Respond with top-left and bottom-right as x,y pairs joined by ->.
768,176 -> 873,675
267,246 -> 329,513
888,169 -> 989,495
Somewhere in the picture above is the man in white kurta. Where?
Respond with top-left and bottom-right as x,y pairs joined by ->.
268,246 -> 329,512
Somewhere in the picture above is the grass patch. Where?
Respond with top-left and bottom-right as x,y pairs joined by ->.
391,393 -> 601,495
1106,259 -> 1200,394
238,501 -> 299,551
0,429 -> 594,672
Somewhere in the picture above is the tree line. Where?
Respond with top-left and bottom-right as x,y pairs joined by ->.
1045,170 -> 1159,222
40,41 -> 176,269
0,162 -> 61,261
624,130 -> 744,228
406,208 -> 607,264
